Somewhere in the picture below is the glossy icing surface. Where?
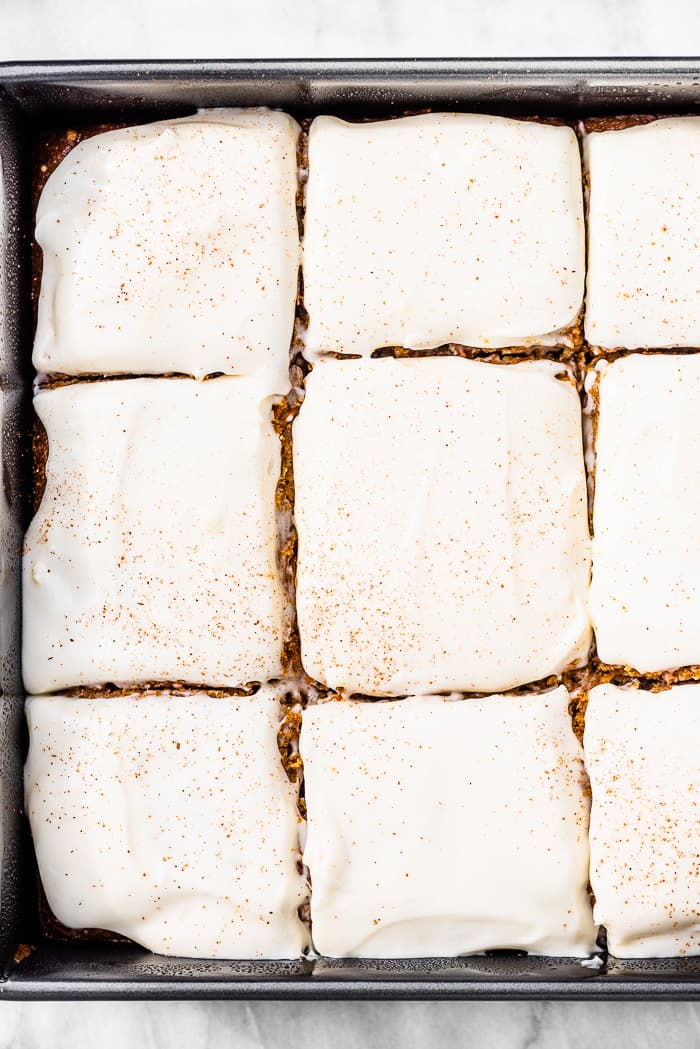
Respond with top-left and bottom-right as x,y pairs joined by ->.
585,117 -> 700,349
34,110 -> 299,391
301,690 -> 596,958
23,377 -> 285,693
294,357 -> 591,695
25,689 -> 307,958
304,113 -> 584,357
586,683 -> 700,957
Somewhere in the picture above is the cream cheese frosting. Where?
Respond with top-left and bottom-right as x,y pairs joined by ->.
293,357 -> 591,696
23,377 -> 285,693
303,113 -> 585,358
25,689 -> 307,959
300,689 -> 596,958
590,354 -> 700,672
585,117 -> 700,350
34,109 -> 299,391
585,683 -> 700,958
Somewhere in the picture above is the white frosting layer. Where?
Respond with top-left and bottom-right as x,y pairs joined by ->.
590,354 -> 700,672
34,109 -> 299,391
301,689 -> 596,958
25,690 -> 307,959
585,117 -> 700,350
23,378 -> 284,693
585,683 -> 700,957
293,357 -> 591,696
303,113 -> 585,357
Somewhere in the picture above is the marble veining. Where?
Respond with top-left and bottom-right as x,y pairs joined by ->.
3,1000 -> 700,1048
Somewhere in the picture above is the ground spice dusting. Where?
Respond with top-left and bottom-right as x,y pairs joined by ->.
31,123 -> 134,325
29,119 -> 310,944
28,114 -> 700,950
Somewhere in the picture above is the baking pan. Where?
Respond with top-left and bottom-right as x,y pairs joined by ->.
2,58 -> 700,1001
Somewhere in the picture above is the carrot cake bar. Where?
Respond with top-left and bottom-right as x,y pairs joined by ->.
25,689 -> 307,958
300,689 -> 596,958
23,377 -> 285,693
585,117 -> 700,350
293,357 -> 591,696
590,354 -> 700,673
34,110 -> 299,392
585,683 -> 700,957
303,113 -> 585,358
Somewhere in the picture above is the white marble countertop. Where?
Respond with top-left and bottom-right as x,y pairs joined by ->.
4,998 -> 700,1048
2,0 -> 699,1044
2,0 -> 700,59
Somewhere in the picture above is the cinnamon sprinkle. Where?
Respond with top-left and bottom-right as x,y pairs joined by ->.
27,112 -> 700,952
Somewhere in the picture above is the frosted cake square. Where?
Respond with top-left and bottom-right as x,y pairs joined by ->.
23,377 -> 285,693
586,683 -> 700,957
585,117 -> 700,350
300,689 -> 595,958
293,357 -> 591,696
590,354 -> 700,673
303,113 -> 585,358
25,689 -> 307,959
34,110 -> 299,393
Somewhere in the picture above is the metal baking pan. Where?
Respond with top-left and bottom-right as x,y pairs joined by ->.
2,58 -> 700,1001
